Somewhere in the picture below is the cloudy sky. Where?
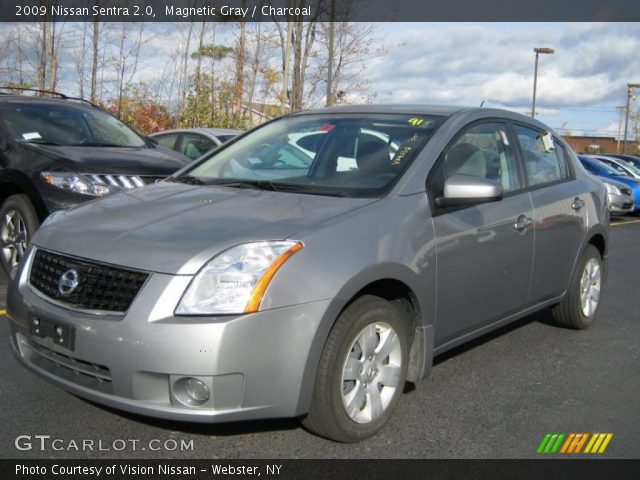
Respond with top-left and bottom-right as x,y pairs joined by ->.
367,22 -> 640,138
2,21 -> 639,138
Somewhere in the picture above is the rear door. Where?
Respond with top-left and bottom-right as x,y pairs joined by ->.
430,121 -> 534,347
513,124 -> 587,303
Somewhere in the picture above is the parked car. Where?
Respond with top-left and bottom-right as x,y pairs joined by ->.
600,177 -> 635,214
603,153 -> 640,171
585,154 -> 640,179
8,105 -> 608,442
150,128 -> 242,160
0,89 -> 190,274
579,155 -> 640,212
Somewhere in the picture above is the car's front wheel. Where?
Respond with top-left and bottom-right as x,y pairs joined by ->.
552,244 -> 603,329
302,295 -> 410,442
0,194 -> 39,275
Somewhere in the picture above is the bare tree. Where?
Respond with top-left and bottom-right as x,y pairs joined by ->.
37,21 -> 48,91
112,22 -> 146,116
317,22 -> 384,105
234,19 -> 246,121
90,18 -> 100,102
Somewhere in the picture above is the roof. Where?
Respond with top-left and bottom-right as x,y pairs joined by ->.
0,94 -> 99,111
297,104 -> 469,116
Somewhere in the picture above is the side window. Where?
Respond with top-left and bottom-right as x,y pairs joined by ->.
180,133 -> 216,160
514,125 -> 568,187
155,133 -> 178,150
443,122 -> 521,192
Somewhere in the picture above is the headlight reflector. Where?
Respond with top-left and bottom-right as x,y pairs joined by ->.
604,182 -> 621,196
42,172 -> 113,197
176,241 -> 303,315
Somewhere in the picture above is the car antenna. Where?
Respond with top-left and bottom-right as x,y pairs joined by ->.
480,100 -> 485,107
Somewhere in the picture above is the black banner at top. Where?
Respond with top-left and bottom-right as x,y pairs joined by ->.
2,0 -> 640,22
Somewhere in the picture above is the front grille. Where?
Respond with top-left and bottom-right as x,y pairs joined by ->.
17,333 -> 112,394
88,174 -> 164,189
29,249 -> 148,312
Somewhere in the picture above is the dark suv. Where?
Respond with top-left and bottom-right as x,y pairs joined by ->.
0,90 -> 190,274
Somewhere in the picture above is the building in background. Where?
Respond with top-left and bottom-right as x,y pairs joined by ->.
563,135 -> 639,155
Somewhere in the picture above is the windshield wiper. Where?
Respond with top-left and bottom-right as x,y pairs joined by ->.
207,179 -> 280,191
20,139 -> 63,146
168,175 -> 206,185
72,140 -> 122,147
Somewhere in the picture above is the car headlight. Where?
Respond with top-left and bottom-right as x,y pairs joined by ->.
176,241 -> 303,315
41,172 -> 113,197
604,182 -> 622,196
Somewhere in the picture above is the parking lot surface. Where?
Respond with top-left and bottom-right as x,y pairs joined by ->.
1,220 -> 639,459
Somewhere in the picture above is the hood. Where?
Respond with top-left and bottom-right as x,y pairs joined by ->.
28,143 -> 190,176
34,182 -> 378,275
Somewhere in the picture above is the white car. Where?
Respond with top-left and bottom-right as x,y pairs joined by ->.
151,128 -> 242,161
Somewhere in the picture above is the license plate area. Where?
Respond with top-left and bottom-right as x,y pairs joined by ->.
29,316 -> 75,351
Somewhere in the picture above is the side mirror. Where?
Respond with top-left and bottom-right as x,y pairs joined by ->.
436,174 -> 503,207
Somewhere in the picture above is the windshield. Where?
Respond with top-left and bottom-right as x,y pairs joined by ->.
0,102 -> 146,147
182,113 -> 444,197
613,158 -> 640,176
590,158 -> 630,176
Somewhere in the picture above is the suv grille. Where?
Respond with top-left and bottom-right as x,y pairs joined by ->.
29,249 -> 148,312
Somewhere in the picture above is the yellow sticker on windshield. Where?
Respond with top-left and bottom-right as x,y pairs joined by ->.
392,146 -> 412,165
408,117 -> 434,128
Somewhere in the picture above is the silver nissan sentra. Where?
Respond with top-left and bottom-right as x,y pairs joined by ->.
7,105 -> 608,442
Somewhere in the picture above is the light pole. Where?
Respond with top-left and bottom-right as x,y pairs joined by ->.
531,47 -> 555,118
622,83 -> 640,153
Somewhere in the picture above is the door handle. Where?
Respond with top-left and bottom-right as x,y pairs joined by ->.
513,214 -> 533,232
571,197 -> 585,211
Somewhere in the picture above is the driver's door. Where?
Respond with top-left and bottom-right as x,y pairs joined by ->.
430,121 -> 535,348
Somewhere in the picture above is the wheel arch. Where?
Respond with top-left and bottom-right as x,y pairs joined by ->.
0,170 -> 49,222
296,266 -> 434,415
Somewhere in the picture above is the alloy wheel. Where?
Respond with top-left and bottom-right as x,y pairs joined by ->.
580,257 -> 601,317
341,322 -> 403,424
1,209 -> 28,269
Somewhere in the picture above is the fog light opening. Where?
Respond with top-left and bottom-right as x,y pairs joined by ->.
173,377 -> 210,407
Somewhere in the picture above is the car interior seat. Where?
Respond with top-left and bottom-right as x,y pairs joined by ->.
356,140 -> 392,174
446,142 -> 487,178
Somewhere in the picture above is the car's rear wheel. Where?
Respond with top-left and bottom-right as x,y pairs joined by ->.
551,244 -> 603,329
302,295 -> 409,442
0,194 -> 39,275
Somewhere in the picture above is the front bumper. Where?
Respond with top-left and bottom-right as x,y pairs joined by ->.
608,192 -> 635,213
7,259 -> 339,423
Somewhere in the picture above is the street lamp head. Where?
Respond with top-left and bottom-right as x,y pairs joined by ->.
628,83 -> 640,89
534,47 -> 555,54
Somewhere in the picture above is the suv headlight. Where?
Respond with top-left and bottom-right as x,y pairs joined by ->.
176,241 -> 303,315
42,172 -> 113,197
604,182 -> 621,196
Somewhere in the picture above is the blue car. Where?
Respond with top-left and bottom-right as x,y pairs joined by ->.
579,155 -> 640,212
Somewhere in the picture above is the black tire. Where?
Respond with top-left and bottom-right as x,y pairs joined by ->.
551,245 -> 603,330
302,295 -> 410,442
0,194 -> 40,276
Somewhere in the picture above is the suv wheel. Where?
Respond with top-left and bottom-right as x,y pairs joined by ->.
302,295 -> 409,442
551,245 -> 603,329
0,194 -> 39,275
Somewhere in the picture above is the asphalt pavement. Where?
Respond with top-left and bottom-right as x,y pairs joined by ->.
1,221 -> 639,459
